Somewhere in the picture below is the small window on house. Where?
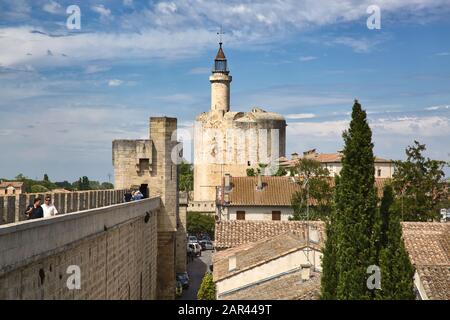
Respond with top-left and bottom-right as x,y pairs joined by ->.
12,189 -> 15,195
247,161 -> 251,166
377,169 -> 382,177
272,211 -> 281,221
236,211 -> 246,220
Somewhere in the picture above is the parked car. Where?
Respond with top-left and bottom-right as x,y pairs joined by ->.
176,272 -> 190,289
199,240 -> 214,251
175,280 -> 183,297
188,243 -> 202,257
199,234 -> 211,242
188,235 -> 198,243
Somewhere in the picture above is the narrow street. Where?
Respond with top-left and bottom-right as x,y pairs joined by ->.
179,249 -> 213,300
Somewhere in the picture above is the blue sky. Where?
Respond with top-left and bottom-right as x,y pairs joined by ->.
0,0 -> 449,182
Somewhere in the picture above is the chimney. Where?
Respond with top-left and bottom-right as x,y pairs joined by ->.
301,264 -> 311,281
224,174 -> 231,192
228,256 -> 237,272
291,152 -> 299,160
256,174 -> 263,191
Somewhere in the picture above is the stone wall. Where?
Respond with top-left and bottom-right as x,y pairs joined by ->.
113,117 -> 182,299
0,198 -> 159,300
0,190 -> 126,225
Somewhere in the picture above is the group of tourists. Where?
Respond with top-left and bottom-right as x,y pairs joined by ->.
123,189 -> 145,202
25,196 -> 58,220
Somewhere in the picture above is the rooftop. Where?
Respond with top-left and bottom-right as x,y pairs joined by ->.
0,181 -> 24,189
219,176 -> 391,207
401,222 -> 450,300
214,220 -> 325,250
213,232 -> 320,282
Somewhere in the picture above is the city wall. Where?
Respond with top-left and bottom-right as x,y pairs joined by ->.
0,189 -> 126,225
0,198 -> 159,299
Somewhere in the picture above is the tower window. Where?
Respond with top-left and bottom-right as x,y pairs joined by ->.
377,169 -> 382,177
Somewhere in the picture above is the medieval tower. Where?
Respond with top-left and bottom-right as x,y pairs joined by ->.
193,43 -> 287,210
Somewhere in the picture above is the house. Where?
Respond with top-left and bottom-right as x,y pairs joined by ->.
213,231 -> 323,300
0,181 -> 24,196
402,222 -> 450,300
216,175 -> 390,221
279,149 -> 394,178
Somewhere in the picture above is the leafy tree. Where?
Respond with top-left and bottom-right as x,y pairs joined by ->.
197,272 -> 216,300
246,168 -> 256,177
31,185 -> 49,193
320,175 -> 340,299
274,167 -> 287,176
290,158 -> 333,220
392,141 -> 447,221
375,185 -> 415,300
100,182 -> 114,190
187,213 -> 215,239
321,100 -> 378,300
180,161 -> 194,192
54,181 -> 74,191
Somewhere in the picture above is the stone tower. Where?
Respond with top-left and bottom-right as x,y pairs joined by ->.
113,117 -> 184,299
210,42 -> 232,114
193,44 -> 287,210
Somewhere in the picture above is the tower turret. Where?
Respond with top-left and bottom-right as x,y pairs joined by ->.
210,42 -> 232,113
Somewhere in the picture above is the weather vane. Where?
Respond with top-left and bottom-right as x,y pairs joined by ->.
217,25 -> 224,44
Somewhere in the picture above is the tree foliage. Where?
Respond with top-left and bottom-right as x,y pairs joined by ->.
180,161 -> 194,192
197,272 -> 216,300
375,185 -> 415,300
187,212 -> 215,239
392,141 -> 447,221
321,100 -> 378,300
290,158 -> 333,220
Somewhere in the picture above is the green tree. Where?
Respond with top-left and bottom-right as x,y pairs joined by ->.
321,100 -> 378,300
197,272 -> 216,300
375,185 -> 415,300
392,141 -> 447,221
246,168 -> 256,177
187,213 -> 215,238
290,158 -> 333,220
100,182 -> 114,190
320,174 -> 339,299
180,161 -> 194,192
31,185 -> 49,193
43,174 -> 49,182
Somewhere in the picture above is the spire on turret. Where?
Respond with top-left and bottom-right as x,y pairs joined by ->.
213,42 -> 228,74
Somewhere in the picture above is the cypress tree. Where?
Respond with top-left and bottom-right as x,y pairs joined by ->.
376,185 -> 415,300
334,100 -> 378,299
320,176 -> 340,299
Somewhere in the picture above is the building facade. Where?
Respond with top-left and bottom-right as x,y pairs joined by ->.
0,181 -> 24,196
193,43 -> 287,210
280,149 -> 394,179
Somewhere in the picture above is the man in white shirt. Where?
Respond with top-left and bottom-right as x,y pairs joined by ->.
42,196 -> 58,218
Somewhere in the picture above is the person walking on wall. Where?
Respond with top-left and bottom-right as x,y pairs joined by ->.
42,196 -> 58,218
124,190 -> 133,202
25,198 -> 44,220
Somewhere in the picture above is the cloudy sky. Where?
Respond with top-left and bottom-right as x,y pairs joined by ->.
0,0 -> 449,182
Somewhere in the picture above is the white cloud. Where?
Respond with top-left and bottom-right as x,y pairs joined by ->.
285,113 -> 316,119
85,65 -> 111,74
43,1 -> 62,14
108,79 -> 123,86
332,37 -> 378,53
300,56 -> 318,62
425,105 -> 450,111
92,5 -> 112,18
157,2 -> 177,14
